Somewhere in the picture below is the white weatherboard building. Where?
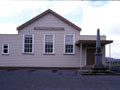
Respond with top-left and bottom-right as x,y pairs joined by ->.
0,9 -> 113,68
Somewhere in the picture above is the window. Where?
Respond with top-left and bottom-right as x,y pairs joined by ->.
23,34 -> 34,53
64,34 -> 75,54
2,43 -> 9,54
44,34 -> 54,54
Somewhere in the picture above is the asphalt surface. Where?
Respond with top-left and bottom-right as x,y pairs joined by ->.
0,69 -> 120,90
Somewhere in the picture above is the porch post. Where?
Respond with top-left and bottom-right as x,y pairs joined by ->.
109,44 -> 111,58
109,43 -> 111,70
80,43 -> 82,67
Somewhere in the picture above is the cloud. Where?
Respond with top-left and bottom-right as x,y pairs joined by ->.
0,1 -> 50,17
0,22 -> 18,34
89,0 -> 109,8
49,1 -> 82,15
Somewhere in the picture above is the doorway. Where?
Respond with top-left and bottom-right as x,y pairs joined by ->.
86,48 -> 96,66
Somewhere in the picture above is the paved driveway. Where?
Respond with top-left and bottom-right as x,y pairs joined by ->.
0,69 -> 120,90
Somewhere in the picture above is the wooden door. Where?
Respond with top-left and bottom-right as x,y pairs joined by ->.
86,48 -> 96,66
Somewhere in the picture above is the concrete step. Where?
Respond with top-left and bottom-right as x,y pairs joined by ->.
81,66 -> 92,70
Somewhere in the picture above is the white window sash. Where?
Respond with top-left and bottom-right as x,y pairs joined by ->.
23,34 -> 34,53
2,43 -> 9,54
43,34 -> 55,54
64,34 -> 75,54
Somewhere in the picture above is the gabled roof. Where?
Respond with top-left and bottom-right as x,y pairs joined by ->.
17,9 -> 81,31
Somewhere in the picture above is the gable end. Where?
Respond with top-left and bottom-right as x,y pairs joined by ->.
17,9 -> 81,31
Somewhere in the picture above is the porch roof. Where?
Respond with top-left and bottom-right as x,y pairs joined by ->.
76,40 -> 113,46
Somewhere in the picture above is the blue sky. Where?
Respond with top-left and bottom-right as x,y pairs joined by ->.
0,1 -> 120,58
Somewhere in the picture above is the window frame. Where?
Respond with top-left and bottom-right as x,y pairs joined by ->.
23,34 -> 34,54
2,43 -> 9,54
64,34 -> 75,54
43,34 -> 55,54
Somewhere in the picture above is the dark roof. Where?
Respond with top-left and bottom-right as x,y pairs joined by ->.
76,40 -> 113,46
17,9 -> 81,31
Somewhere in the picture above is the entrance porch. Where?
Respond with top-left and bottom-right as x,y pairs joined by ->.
76,40 -> 113,67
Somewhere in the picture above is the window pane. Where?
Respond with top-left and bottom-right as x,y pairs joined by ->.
65,35 -> 74,53
45,49 -> 47,52
3,44 -> 9,54
4,49 -> 8,53
24,49 -> 27,52
30,40 -> 32,43
30,49 -> 32,52
45,35 -> 53,42
45,35 -> 53,53
25,39 -> 27,43
45,44 -> 48,48
65,35 -> 73,44
24,35 -> 33,53
4,45 -> 8,48
30,44 -> 32,48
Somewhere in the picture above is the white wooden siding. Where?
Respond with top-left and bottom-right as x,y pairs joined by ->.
0,13 -> 106,67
